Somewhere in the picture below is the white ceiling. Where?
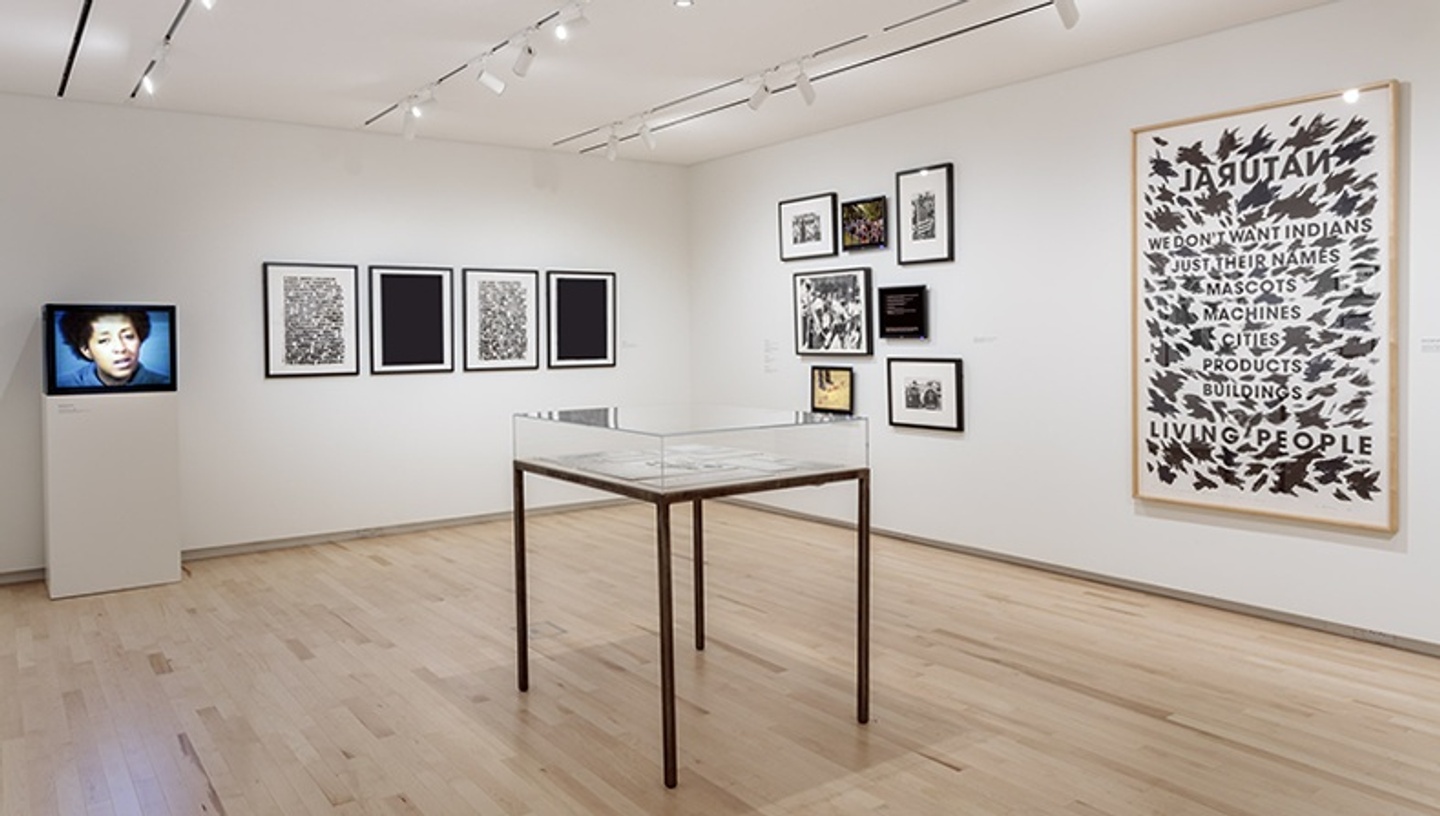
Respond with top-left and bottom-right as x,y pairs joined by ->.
2,0 -> 1333,165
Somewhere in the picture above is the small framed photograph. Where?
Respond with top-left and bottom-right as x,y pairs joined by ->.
878,285 -> 928,339
547,270 -> 615,368
262,262 -> 360,377
810,365 -> 854,414
369,265 -> 454,374
896,163 -> 955,265
778,193 -> 839,261
793,267 -> 873,356
887,357 -> 963,431
462,268 -> 539,371
841,196 -> 887,250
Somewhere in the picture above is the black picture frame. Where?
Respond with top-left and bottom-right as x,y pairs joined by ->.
878,285 -> 929,339
841,195 -> 887,250
887,357 -> 963,431
778,192 -> 839,261
462,268 -> 540,371
896,163 -> 955,265
793,267 -> 873,356
262,262 -> 360,378
369,265 -> 454,374
547,270 -> 616,368
810,365 -> 854,415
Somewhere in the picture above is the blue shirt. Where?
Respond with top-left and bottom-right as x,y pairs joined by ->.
56,363 -> 170,389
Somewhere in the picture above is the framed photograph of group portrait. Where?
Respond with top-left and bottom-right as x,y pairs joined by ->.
793,267 -> 873,356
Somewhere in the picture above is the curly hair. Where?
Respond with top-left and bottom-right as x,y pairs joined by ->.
58,309 -> 151,357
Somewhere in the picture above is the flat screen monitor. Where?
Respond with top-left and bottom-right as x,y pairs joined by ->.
43,304 -> 177,395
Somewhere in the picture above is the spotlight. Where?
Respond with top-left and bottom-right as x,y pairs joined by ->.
674,0 -> 693,6
748,79 -> 770,111
140,44 -> 169,96
200,0 -> 217,8
1053,0 -> 1079,29
555,5 -> 590,40
513,40 -> 536,77
638,121 -> 657,151
477,61 -> 507,95
605,128 -> 619,162
796,70 -> 815,106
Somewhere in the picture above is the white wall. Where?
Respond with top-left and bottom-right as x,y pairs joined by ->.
688,0 -> 1440,643
0,95 -> 692,569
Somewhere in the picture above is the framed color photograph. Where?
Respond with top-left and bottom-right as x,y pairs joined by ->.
547,270 -> 615,368
841,196 -> 887,250
1132,81 -> 1398,531
262,262 -> 359,378
369,265 -> 454,374
779,193 -> 839,261
878,285 -> 928,339
887,358 -> 963,431
793,267 -> 872,356
896,163 -> 955,265
462,268 -> 539,371
810,365 -> 854,414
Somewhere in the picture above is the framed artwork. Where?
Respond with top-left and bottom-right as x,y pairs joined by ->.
887,358 -> 963,431
779,193 -> 839,261
262,262 -> 360,377
878,285 -> 928,339
462,268 -> 539,371
369,265 -> 454,374
793,267 -> 873,356
841,196 -> 888,250
1132,81 -> 1398,532
810,365 -> 854,414
895,163 -> 955,265
547,270 -> 615,368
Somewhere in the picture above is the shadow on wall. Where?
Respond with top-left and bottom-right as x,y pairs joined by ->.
0,315 -> 45,572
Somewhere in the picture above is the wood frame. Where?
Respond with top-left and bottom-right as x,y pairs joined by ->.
369,265 -> 454,374
793,267 -> 873,357
1131,81 -> 1399,532
887,357 -> 963,431
779,192 -> 839,261
461,268 -> 539,371
810,365 -> 855,414
547,270 -> 616,368
895,163 -> 954,265
262,262 -> 360,378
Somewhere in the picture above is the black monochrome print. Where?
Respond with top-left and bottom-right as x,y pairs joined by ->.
797,274 -> 864,352
910,191 -> 936,240
282,275 -> 347,366
793,212 -> 823,245
904,378 -> 943,411
476,279 -> 530,362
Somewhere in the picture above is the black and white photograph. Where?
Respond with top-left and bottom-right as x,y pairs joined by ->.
547,270 -> 616,368
778,193 -> 839,261
369,265 -> 454,374
262,262 -> 360,378
462,268 -> 539,371
888,357 -> 963,431
793,267 -> 873,356
896,163 -> 955,264
841,196 -> 888,250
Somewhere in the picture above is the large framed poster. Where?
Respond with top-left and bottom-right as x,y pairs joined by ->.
1132,81 -> 1398,531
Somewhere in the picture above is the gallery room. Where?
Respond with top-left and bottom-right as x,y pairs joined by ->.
1,0 -> 1438,812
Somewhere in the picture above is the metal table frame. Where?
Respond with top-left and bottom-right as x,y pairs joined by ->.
512,457 -> 871,788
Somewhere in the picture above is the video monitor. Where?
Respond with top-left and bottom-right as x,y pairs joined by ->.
43,304 -> 177,395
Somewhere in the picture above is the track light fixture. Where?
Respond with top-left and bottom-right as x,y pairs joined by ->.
513,38 -> 536,77
605,127 -> 619,162
748,77 -> 771,111
199,0 -> 217,9
1053,0 -> 1079,29
638,121 -> 657,150
477,60 -> 507,95
795,67 -> 816,106
555,4 -> 591,41
140,43 -> 170,96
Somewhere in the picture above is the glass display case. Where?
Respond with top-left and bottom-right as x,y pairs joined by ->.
512,404 -> 868,494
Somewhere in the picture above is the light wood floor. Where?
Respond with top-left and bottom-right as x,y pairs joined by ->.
3,502 -> 1439,815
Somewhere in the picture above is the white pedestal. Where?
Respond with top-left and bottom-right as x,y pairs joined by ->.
42,393 -> 182,598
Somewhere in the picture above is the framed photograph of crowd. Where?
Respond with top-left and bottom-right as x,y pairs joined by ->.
841,196 -> 887,250
462,268 -> 539,371
547,270 -> 616,368
778,192 -> 838,261
895,163 -> 955,265
810,365 -> 854,414
1131,81 -> 1398,531
370,265 -> 454,374
263,262 -> 360,377
887,357 -> 963,431
793,267 -> 872,356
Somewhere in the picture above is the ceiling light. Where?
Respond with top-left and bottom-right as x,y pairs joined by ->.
796,69 -> 816,106
477,61 -> 507,95
639,121 -> 657,150
140,44 -> 169,96
605,128 -> 619,162
748,79 -> 771,111
513,40 -> 536,77
1053,0 -> 1079,29
555,5 -> 590,41
199,0 -> 217,9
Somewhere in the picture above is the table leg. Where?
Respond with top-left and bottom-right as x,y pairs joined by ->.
693,499 -> 705,651
656,500 -> 678,788
857,471 -> 870,724
513,466 -> 529,693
